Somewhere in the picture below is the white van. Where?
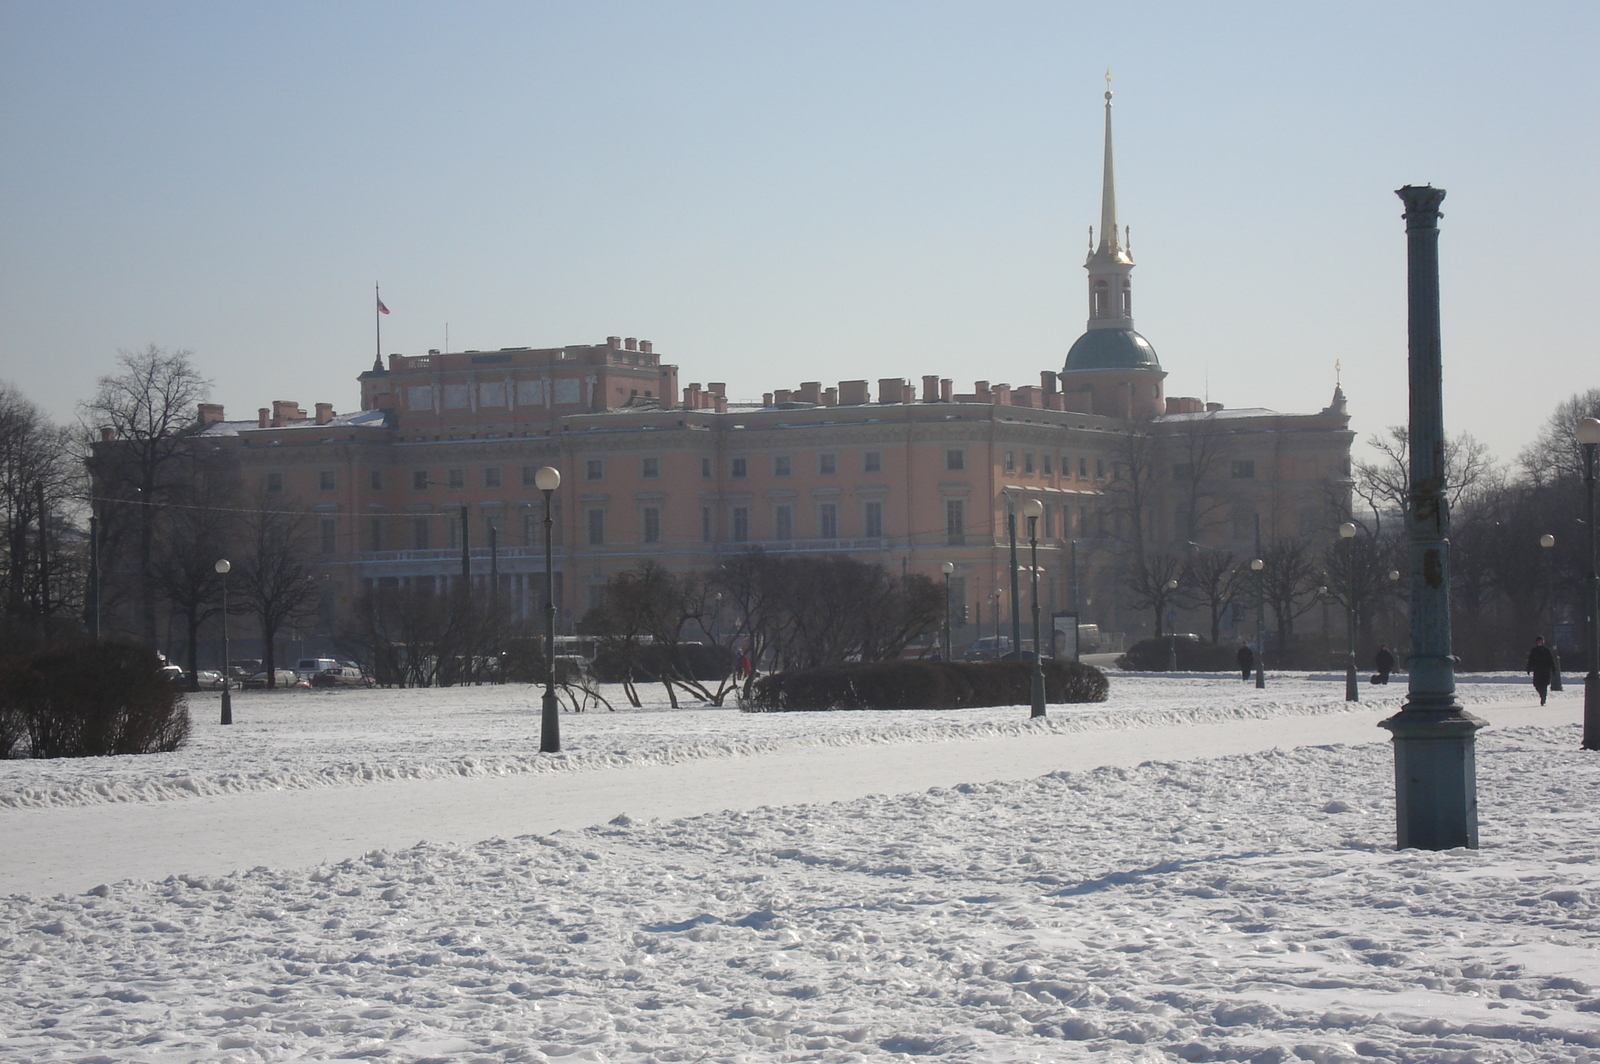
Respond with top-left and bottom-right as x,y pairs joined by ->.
295,658 -> 339,680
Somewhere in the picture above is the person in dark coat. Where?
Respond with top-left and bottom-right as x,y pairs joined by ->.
1236,642 -> 1255,682
1374,645 -> 1395,685
1526,636 -> 1556,706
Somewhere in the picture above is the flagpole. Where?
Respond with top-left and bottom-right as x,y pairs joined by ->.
375,282 -> 381,372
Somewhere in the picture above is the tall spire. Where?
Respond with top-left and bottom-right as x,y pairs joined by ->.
1095,70 -> 1124,261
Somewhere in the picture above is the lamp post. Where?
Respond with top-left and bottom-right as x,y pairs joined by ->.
1379,184 -> 1485,850
1541,534 -> 1563,691
1165,577 -> 1180,671
1023,498 -> 1046,718
1340,522 -> 1360,702
534,466 -> 562,754
1250,557 -> 1265,688
940,561 -> 954,661
1578,416 -> 1600,750
214,559 -> 232,726
991,587 -> 1002,651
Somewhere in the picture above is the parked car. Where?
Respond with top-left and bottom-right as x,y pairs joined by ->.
194,669 -> 227,689
310,666 -> 373,688
158,663 -> 185,686
242,669 -> 303,689
295,657 -> 340,680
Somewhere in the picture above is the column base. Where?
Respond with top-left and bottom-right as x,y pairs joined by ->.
1378,708 -> 1487,850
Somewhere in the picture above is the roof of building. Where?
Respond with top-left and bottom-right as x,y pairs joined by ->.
197,408 -> 391,437
1063,328 -> 1161,372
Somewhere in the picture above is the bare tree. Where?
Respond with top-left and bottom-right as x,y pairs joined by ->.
80,346 -> 210,647
1352,425 -> 1499,529
0,382 -> 82,654
1259,539 -> 1321,661
1517,388 -> 1600,487
1103,433 -> 1163,557
1167,415 -> 1236,543
1120,551 -> 1185,638
151,456 -> 238,688
236,499 -> 318,687
1179,548 -> 1242,644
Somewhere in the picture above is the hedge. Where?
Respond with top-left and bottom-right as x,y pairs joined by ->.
0,641 -> 190,758
745,659 -> 1109,712
1115,637 -> 1240,672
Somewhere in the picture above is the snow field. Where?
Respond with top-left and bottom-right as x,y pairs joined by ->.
3,720 -> 1598,1061
0,674 -> 1532,812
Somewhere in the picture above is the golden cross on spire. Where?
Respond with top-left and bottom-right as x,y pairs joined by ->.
1335,359 -> 1343,386
1105,69 -> 1113,101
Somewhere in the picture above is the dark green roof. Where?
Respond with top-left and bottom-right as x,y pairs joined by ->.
1063,328 -> 1160,372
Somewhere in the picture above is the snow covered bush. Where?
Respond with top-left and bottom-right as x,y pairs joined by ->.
746,659 -> 1108,712
0,641 -> 190,758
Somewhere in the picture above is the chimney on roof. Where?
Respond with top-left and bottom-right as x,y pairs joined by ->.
714,395 -> 727,414
99,426 -> 115,442
607,336 -> 622,349
940,378 -> 953,402
763,392 -> 774,407
974,381 -> 990,401
798,381 -> 822,404
707,382 -> 726,398
624,337 -> 638,351
639,340 -> 653,354
428,349 -> 440,355
198,402 -> 225,427
315,402 -> 334,425
877,378 -> 904,404
992,383 -> 1011,406
1040,370 -> 1058,395
258,408 -> 270,429
922,375 -> 939,402
774,389 -> 793,405
838,380 -> 869,405
1206,402 -> 1224,412
823,386 -> 837,406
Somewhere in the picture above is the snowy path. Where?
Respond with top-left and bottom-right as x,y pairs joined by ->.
0,684 -> 1574,897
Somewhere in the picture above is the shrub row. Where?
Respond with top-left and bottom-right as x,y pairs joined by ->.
746,659 -> 1109,712
0,641 -> 190,759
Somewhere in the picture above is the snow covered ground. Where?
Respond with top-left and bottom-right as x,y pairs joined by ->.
2,674 -> 1596,1062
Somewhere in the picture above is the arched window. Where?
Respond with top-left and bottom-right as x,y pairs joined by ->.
1092,280 -> 1109,316
1121,281 -> 1132,316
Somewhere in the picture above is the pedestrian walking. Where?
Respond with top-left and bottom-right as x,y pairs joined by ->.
1236,642 -> 1255,682
1526,636 -> 1556,706
1374,645 -> 1395,685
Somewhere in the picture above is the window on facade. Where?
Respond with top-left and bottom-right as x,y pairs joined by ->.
483,467 -> 501,489
732,507 -> 749,542
641,457 -> 660,479
370,469 -> 383,491
586,459 -> 604,482
368,517 -> 383,551
701,457 -> 712,478
1024,452 -> 1035,475
774,505 -> 793,540
265,472 -> 284,494
818,503 -> 838,539
731,457 -> 747,478
413,471 -> 429,491
863,451 -> 881,474
448,513 -> 461,550
819,453 -> 837,475
948,576 -> 968,625
946,499 -> 965,546
587,509 -> 605,545
1004,451 -> 1016,474
1079,457 -> 1089,479
946,449 -> 964,472
1095,459 -> 1105,479
1044,506 -> 1055,539
642,507 -> 661,543
1042,455 -> 1052,476
521,509 -> 537,547
774,455 -> 792,477
319,518 -> 337,554
412,516 -> 430,550
864,501 -> 883,539
319,471 -> 336,492
1231,460 -> 1256,479
521,466 -> 537,487
447,468 -> 465,490
701,506 -> 712,542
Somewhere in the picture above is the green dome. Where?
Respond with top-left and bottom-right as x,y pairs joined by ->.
1063,328 -> 1160,372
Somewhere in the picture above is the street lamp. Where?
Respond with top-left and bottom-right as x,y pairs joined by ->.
1250,557 -> 1265,688
1165,577 -> 1180,671
1541,534 -> 1563,692
1578,416 -> 1600,750
1023,498 -> 1046,718
534,465 -> 562,754
1339,522 -> 1360,702
1007,501 -> 1022,661
990,587 -> 1003,651
214,559 -> 232,726
940,561 -> 955,661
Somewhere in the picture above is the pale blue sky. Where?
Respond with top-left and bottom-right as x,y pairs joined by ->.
2,1 -> 1595,465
